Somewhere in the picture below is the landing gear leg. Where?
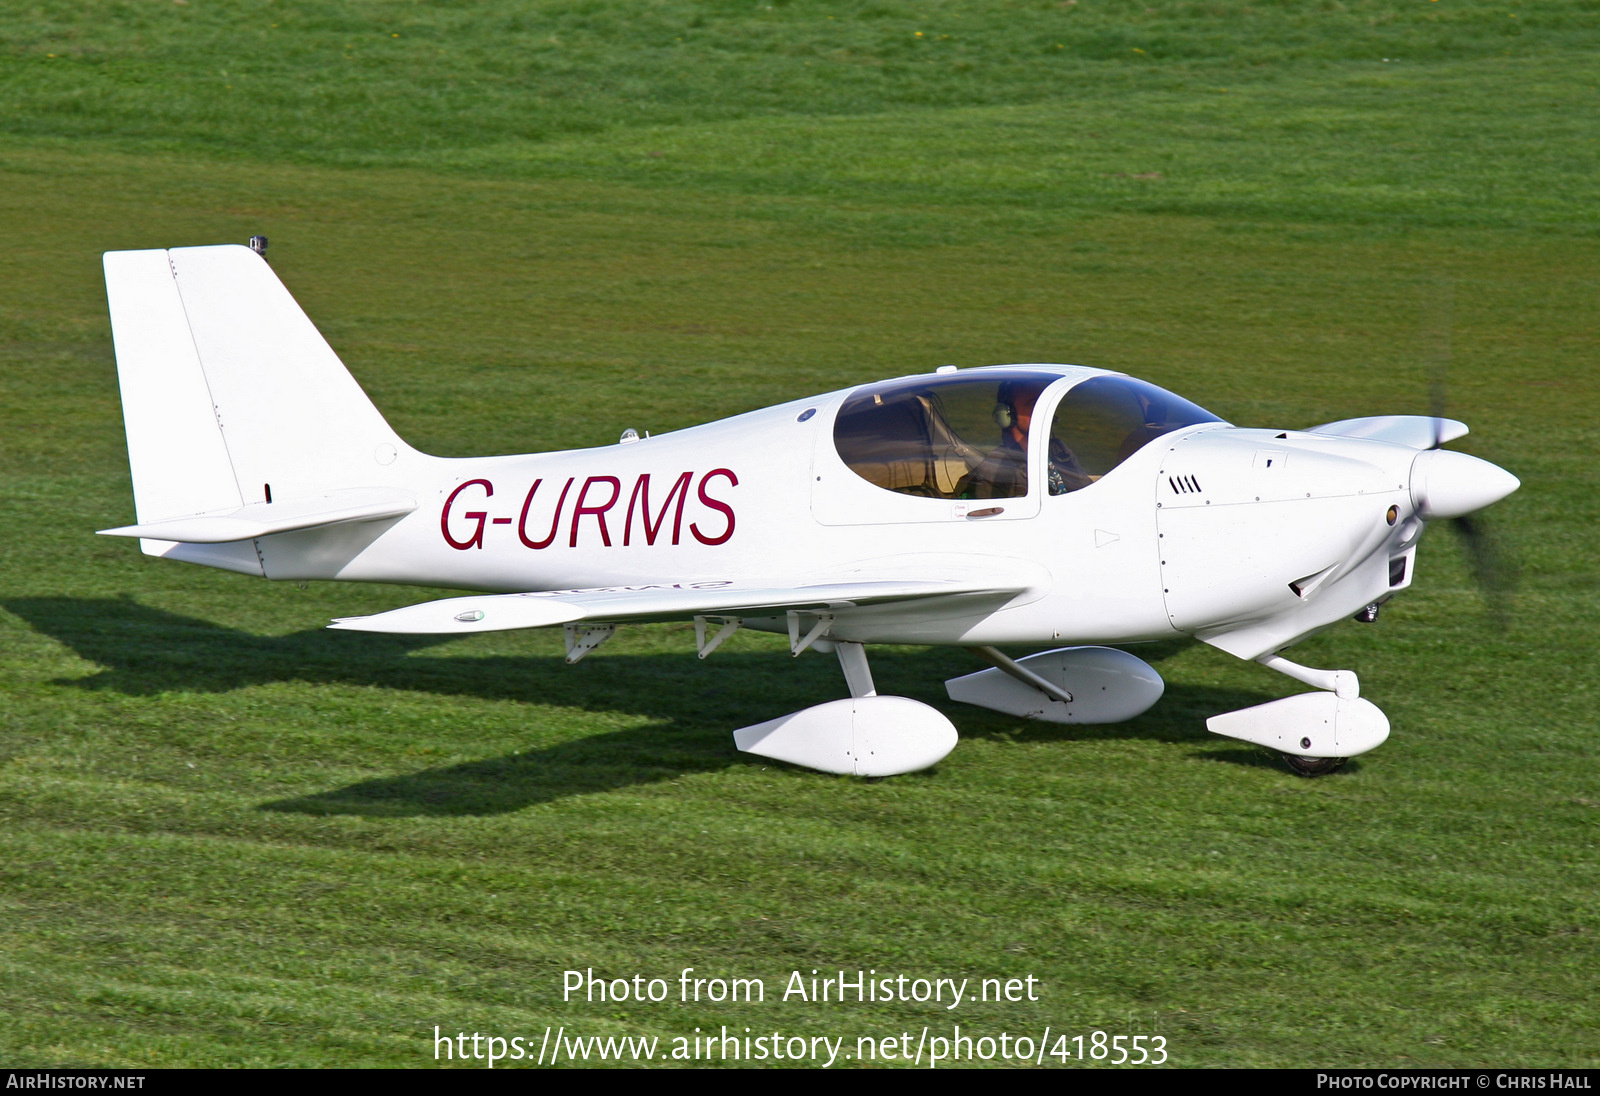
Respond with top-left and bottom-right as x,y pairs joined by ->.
835,641 -> 876,699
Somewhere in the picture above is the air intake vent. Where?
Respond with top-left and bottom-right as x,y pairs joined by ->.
1167,474 -> 1204,495
1289,563 -> 1339,600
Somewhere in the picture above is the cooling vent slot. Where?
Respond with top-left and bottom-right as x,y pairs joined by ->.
1167,474 -> 1204,495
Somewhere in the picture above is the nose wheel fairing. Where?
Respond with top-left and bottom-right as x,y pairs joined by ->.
1206,690 -> 1390,761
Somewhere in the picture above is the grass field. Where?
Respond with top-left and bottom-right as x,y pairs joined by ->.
2,0 -> 1597,1069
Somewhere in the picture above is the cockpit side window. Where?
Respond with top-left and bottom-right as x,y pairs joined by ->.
1046,376 -> 1224,495
833,373 -> 1054,500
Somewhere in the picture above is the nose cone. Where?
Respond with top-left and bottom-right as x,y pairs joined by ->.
1411,449 -> 1520,520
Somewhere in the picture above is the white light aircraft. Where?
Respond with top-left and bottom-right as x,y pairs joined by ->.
100,243 -> 1520,777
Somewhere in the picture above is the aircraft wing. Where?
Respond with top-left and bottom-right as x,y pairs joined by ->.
328,577 -> 1028,635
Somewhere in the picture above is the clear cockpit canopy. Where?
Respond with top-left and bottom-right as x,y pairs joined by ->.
1045,375 -> 1224,495
832,370 -> 1224,500
833,372 -> 1053,500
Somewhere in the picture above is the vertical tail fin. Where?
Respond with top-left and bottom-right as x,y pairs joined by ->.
103,244 -> 423,573
106,243 -> 414,513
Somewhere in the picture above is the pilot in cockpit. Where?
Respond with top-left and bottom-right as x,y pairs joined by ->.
960,381 -> 1090,499
958,381 -> 1034,499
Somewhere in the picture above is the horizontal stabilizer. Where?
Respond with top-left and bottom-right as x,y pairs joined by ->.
1307,415 -> 1467,449
329,577 -> 1024,635
99,488 -> 416,543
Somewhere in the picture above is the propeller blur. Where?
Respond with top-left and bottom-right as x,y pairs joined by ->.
98,244 -> 1520,777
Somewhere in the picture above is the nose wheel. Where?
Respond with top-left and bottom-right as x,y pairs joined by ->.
1281,753 -> 1346,777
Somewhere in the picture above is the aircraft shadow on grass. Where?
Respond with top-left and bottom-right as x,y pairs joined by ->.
6,597 -> 1280,816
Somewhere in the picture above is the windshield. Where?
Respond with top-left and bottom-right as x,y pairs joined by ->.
1045,375 -> 1224,495
833,372 -> 1055,500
